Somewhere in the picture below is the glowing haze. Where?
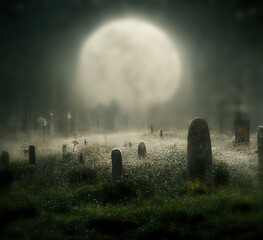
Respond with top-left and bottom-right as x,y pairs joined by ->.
77,18 -> 181,111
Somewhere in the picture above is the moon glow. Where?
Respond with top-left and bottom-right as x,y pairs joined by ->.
77,18 -> 181,111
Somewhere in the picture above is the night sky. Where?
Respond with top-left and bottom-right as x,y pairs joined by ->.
1,0 -> 263,130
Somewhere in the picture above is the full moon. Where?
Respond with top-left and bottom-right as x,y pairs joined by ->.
77,18 -> 181,111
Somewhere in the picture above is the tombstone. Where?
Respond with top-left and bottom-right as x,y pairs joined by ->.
187,117 -> 212,180
62,144 -> 67,154
160,129 -> 163,138
29,145 -> 36,165
0,151 -> 9,168
111,148 -> 122,182
138,142 -> 147,158
234,120 -> 250,144
0,151 -> 12,189
257,126 -> 263,166
62,144 -> 71,161
78,153 -> 84,165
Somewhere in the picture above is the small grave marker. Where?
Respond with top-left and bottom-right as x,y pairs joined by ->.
0,151 -> 12,189
0,151 -> 9,168
62,144 -> 67,153
160,129 -> 163,138
234,120 -> 250,144
29,145 -> 36,165
257,126 -> 263,166
138,142 -> 147,158
111,148 -> 122,182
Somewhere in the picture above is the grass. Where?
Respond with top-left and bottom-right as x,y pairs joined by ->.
1,142 -> 263,239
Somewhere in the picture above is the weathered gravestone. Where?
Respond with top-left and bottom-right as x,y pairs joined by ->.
29,145 -> 36,165
234,120 -> 250,144
257,126 -> 263,166
111,148 -> 122,182
138,142 -> 147,158
160,129 -> 163,138
0,151 -> 12,189
187,117 -> 213,180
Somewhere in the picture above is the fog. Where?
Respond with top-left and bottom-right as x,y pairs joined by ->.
1,2 -> 263,238
0,0 -> 263,136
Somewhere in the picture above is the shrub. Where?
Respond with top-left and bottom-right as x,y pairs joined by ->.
100,179 -> 137,204
213,162 -> 230,186
9,161 -> 36,182
66,167 -> 97,185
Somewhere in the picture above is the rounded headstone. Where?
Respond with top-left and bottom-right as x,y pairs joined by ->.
138,142 -> 147,158
29,145 -> 36,165
257,126 -> 263,166
187,117 -> 212,180
111,148 -> 122,182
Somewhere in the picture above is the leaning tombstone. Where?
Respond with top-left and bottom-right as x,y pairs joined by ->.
111,148 -> 122,182
138,142 -> 147,158
234,119 -> 250,144
187,117 -> 213,180
29,145 -> 36,165
257,126 -> 263,166
0,151 -> 12,189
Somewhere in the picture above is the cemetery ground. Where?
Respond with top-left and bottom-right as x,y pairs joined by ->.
1,131 -> 263,239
